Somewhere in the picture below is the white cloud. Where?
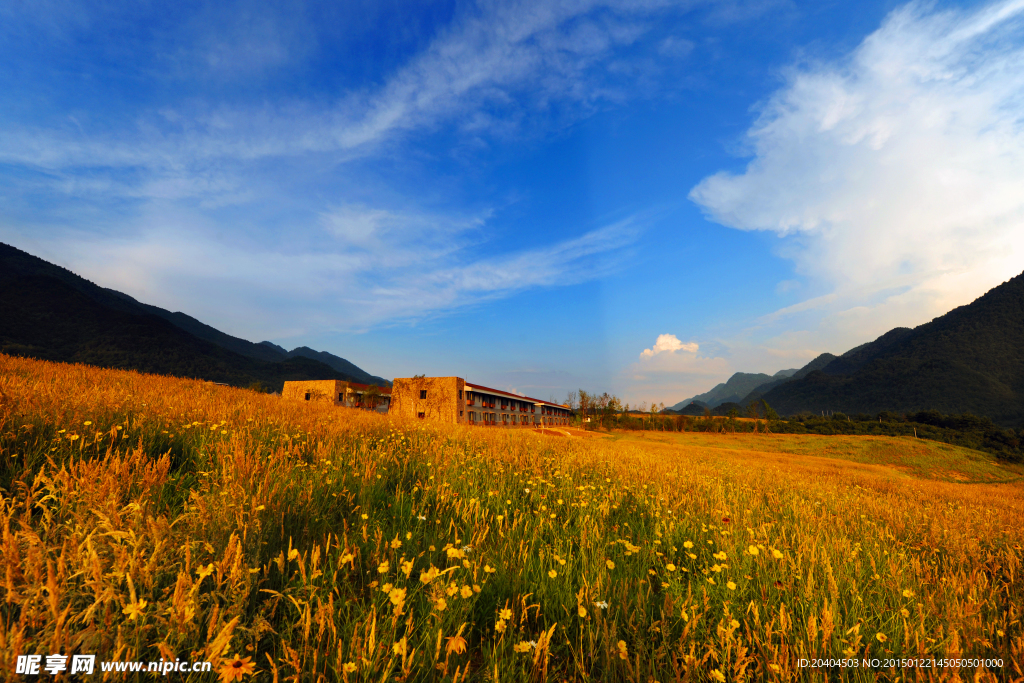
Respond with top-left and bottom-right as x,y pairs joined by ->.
691,0 -> 1024,342
44,209 -> 644,338
0,0 -> 684,186
640,333 -> 699,358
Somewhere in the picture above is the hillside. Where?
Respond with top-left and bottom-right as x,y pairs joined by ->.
670,369 -> 796,410
737,352 -> 838,405
760,272 -> 1024,426
0,242 -> 389,390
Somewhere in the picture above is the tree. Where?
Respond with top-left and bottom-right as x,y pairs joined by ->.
364,385 -> 382,410
578,390 -> 591,423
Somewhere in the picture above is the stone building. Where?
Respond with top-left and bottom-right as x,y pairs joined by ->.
389,376 -> 573,426
281,380 -> 391,412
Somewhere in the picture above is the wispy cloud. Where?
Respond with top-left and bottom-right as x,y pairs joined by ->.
691,0 -> 1024,349
49,209 -> 646,338
1,0 -> 693,330
0,0 -> 689,190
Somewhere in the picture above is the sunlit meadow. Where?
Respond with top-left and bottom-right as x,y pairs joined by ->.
1,354 -> 1021,681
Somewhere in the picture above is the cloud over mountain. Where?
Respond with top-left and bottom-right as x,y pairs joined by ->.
640,334 -> 699,359
691,0 -> 1024,344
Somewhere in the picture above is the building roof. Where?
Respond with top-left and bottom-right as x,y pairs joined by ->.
465,382 -> 570,410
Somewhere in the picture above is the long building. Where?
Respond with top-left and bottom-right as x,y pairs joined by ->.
388,376 -> 573,426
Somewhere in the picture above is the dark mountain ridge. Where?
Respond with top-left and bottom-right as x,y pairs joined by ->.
0,242 -> 389,390
670,368 -> 797,411
759,273 -> 1024,426
737,353 -> 837,406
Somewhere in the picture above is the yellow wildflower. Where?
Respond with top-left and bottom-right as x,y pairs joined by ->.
606,560 -> 615,570
499,608 -> 513,620
446,635 -> 468,655
218,654 -> 255,682
122,600 -> 147,621
460,585 -> 473,599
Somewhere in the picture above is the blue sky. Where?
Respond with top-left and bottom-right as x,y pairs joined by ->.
3,0 -> 1023,406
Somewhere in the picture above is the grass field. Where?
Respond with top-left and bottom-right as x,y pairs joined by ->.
1,354 -> 1021,681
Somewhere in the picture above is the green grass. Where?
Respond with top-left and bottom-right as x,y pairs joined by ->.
2,354 -> 1021,682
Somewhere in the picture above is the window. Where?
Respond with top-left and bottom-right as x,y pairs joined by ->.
458,390 -> 463,400
304,393 -> 310,401
460,410 -> 463,417
339,393 -> 344,401
420,390 -> 427,399
417,412 -> 425,419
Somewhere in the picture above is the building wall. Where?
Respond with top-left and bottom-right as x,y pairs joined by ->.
282,380 -> 343,403
388,377 -> 574,426
389,377 -> 466,423
282,380 -> 391,412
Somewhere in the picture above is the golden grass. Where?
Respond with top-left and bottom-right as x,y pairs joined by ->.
1,353 -> 1021,681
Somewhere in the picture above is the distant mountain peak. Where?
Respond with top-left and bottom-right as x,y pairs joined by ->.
258,341 -> 288,355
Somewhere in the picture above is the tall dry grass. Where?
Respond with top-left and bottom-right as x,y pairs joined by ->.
0,353 -> 1021,681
